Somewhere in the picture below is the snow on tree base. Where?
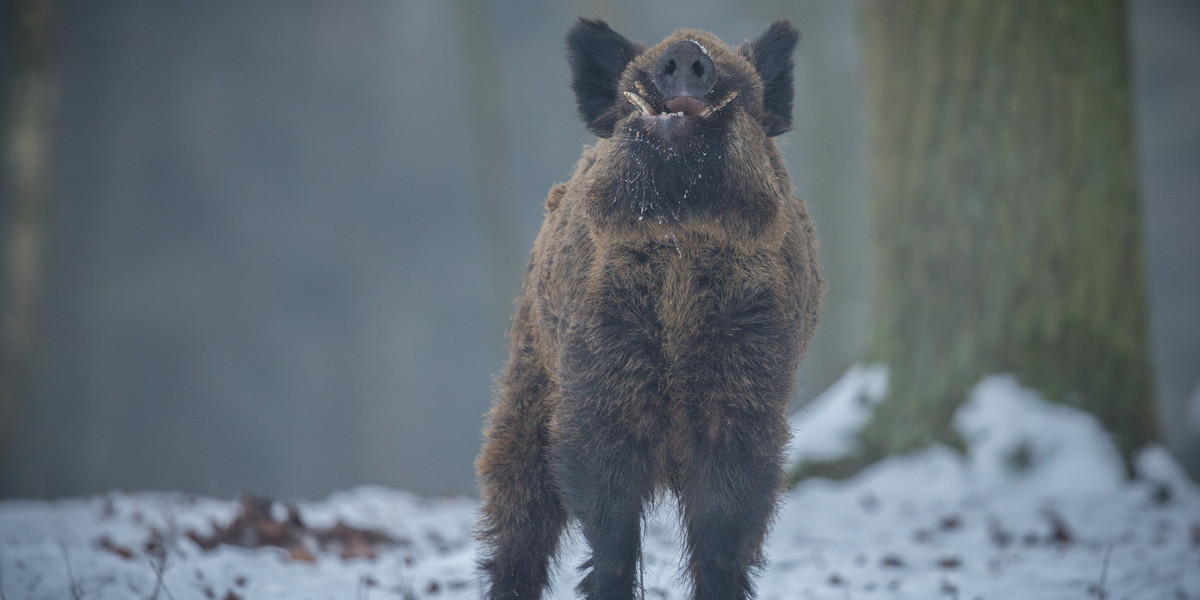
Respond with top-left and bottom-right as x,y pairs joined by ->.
2,372 -> 1198,599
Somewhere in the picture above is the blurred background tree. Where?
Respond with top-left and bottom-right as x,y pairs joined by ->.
1,1 -> 1196,499
797,0 -> 1158,480
0,2 -> 874,499
2,0 -> 56,481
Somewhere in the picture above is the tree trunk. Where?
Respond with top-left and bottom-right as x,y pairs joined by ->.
2,0 -> 57,473
815,0 -> 1155,476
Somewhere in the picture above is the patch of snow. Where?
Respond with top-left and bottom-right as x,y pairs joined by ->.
2,369 -> 1198,599
788,363 -> 887,466
954,375 -> 1126,497
1137,445 -> 1200,505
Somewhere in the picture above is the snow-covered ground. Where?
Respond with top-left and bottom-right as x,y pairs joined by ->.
2,370 -> 1198,599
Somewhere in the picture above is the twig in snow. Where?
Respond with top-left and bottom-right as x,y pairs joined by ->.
1099,543 -> 1113,594
145,530 -> 175,600
356,574 -> 377,600
390,581 -> 419,600
1088,543 -> 1114,599
22,572 -> 41,597
0,550 -> 8,600
59,541 -> 86,600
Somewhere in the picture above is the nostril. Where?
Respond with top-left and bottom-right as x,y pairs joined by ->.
653,39 -> 716,98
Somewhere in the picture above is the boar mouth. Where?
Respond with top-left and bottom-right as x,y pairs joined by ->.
623,90 -> 738,119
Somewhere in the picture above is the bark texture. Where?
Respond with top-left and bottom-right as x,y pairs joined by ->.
2,0 -> 56,473
845,0 -> 1154,471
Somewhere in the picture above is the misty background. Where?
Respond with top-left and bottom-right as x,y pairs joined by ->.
1,1 -> 1196,499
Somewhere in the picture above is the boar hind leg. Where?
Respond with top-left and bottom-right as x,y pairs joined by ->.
553,345 -> 662,598
675,285 -> 797,599
553,283 -> 667,599
678,432 -> 783,600
553,425 -> 656,600
476,346 -> 566,600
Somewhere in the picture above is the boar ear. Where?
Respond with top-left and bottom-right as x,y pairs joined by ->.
740,20 -> 799,137
567,18 -> 645,137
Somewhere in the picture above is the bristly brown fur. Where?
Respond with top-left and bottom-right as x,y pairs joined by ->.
477,19 -> 822,600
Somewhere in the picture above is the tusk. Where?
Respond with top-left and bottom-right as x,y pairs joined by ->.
623,91 -> 657,117
699,90 -> 738,118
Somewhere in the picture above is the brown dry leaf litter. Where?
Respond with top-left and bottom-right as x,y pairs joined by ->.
186,494 -> 405,562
